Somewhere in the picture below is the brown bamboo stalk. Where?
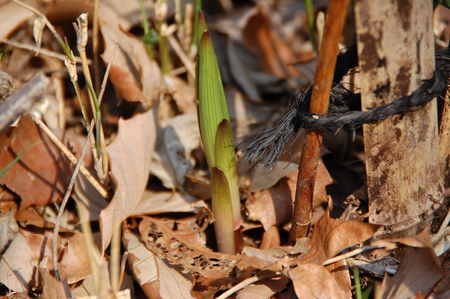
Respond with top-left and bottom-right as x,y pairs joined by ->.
289,0 -> 350,243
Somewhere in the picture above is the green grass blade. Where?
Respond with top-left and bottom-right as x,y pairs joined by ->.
0,141 -> 43,179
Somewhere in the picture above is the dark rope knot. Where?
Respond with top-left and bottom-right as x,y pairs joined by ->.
241,46 -> 449,169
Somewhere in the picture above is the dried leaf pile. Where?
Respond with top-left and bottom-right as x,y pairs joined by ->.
0,0 -> 450,298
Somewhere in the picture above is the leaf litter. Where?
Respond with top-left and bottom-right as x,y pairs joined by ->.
0,0 -> 449,298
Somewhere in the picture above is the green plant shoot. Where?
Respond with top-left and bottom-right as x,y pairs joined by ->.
196,18 -> 241,254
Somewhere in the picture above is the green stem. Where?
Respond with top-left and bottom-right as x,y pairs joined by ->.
193,0 -> 202,47
156,21 -> 170,74
303,0 -> 318,53
85,77 -> 102,158
352,266 -> 362,299
139,0 -> 154,58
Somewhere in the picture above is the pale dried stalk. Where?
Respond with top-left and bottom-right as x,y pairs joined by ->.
74,13 -> 109,183
74,13 -> 96,120
77,203 -> 110,299
322,245 -> 384,266
93,0 -> 101,93
53,119 -> 95,281
98,44 -> 119,105
0,38 -> 88,64
65,57 -> 89,128
167,34 -> 195,78
31,116 -> 109,198
183,4 -> 193,53
216,272 -> 276,299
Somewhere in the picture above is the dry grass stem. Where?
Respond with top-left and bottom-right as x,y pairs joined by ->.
31,115 -> 109,198
52,119 -> 95,281
216,272 -> 276,299
0,38 -> 88,63
167,34 -> 195,78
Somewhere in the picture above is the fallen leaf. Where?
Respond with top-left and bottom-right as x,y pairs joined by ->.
138,213 -> 239,280
0,208 -> 19,254
242,9 -> 301,79
0,0 -> 37,39
165,76 -> 197,115
288,263 -> 348,299
60,232 -> 101,284
123,228 -> 195,299
100,107 -> 156,251
0,116 -> 70,210
245,160 -> 333,231
130,190 -> 198,217
380,229 -> 444,299
299,208 -> 380,265
236,275 -> 289,299
151,114 -> 201,190
39,266 -> 70,299
100,11 -> 162,106
0,230 -> 33,292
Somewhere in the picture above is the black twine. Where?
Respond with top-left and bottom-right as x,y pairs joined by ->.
242,46 -> 449,169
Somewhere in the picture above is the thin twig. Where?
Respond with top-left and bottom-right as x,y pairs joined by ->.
215,272 -> 276,299
322,245 -> 384,266
31,116 -> 109,198
289,0 -> 350,243
0,73 -> 49,132
53,119 -> 95,281
98,44 -> 119,106
0,39 -> 88,64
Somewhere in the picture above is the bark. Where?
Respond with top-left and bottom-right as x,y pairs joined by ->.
355,0 -> 443,236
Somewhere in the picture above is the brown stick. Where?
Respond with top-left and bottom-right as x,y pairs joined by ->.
289,0 -> 350,243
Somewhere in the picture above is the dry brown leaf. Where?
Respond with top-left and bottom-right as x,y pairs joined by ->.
380,229 -> 444,299
39,266 -> 70,299
372,226 -> 434,250
130,191 -> 197,217
0,230 -> 33,292
382,246 -> 443,299
242,9 -> 301,79
0,116 -> 70,210
151,114 -> 201,190
165,76 -> 197,115
0,0 -> 37,39
247,162 -> 299,193
288,263 -> 348,299
246,177 -> 293,231
100,107 -> 156,251
299,208 -> 380,264
100,11 -> 162,106
138,213 -> 239,280
260,226 -> 281,249
246,160 -> 333,230
69,274 -> 96,298
0,228 -> 65,292
236,276 -> 289,299
0,208 -> 19,254
123,228 -> 195,299
60,232 -> 101,284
